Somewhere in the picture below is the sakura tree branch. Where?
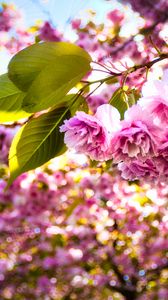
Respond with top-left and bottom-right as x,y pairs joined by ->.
87,52 -> 168,86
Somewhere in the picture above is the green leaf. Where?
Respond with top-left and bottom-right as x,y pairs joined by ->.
127,89 -> 140,107
109,88 -> 128,119
8,42 -> 92,112
0,74 -> 30,123
8,106 -> 70,185
8,42 -> 92,91
22,57 -> 90,113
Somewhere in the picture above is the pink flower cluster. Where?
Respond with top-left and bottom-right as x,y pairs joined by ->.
61,72 -> 168,181
38,21 -> 63,42
60,104 -> 120,161
0,5 -> 64,54
0,4 -> 33,54
0,159 -> 168,299
72,5 -> 167,71
0,4 -> 21,32
107,9 -> 124,25
122,0 -> 168,23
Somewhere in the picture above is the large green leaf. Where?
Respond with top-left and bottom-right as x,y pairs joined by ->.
22,56 -> 90,112
0,74 -> 30,123
109,88 -> 128,119
8,106 -> 70,185
8,42 -> 92,112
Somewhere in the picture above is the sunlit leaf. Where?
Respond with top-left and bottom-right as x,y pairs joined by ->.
0,74 -> 30,123
8,42 -> 92,112
8,106 -> 70,185
109,88 -> 128,119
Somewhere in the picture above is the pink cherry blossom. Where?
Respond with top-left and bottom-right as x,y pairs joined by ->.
71,19 -> 81,30
123,0 -> 168,22
107,9 -> 124,25
0,4 -> 22,32
110,105 -> 160,163
158,131 -> 168,159
60,104 -> 120,161
38,21 -> 63,42
138,70 -> 168,125
118,159 -> 159,180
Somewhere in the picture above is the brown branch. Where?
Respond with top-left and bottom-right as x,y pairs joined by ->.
90,52 -> 168,86
127,53 -> 168,73
106,283 -> 137,300
146,262 -> 168,277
